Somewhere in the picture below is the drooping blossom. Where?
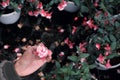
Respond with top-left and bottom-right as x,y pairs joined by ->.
0,0 -> 10,8
74,17 -> 78,21
105,51 -> 110,56
57,0 -> 67,11
72,26 -> 77,34
14,48 -> 20,53
104,44 -> 111,51
37,2 -> 43,9
34,43 -> 52,58
64,38 -> 74,49
97,54 -> 105,64
105,59 -> 111,68
79,42 -> 87,52
83,18 -> 98,30
46,12 -> 52,19
33,10 -> 39,17
95,43 -> 101,50
28,11 -> 34,16
58,28 -> 64,33
86,19 -> 98,30
94,2 -> 98,7
18,4 -> 22,10
59,52 -> 64,57
39,9 -> 47,17
4,44 -> 10,49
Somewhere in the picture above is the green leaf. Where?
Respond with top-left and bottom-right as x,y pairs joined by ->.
80,5 -> 89,13
109,34 -> 116,42
104,35 -> 110,42
110,41 -> 116,50
64,76 -> 69,80
80,53 -> 89,58
55,61 -> 61,68
67,56 -> 78,62
98,28 -> 105,33
107,53 -> 119,59
89,64 -> 97,69
73,0 -> 81,6
60,68 -> 68,73
109,0 -> 114,2
115,21 -> 120,28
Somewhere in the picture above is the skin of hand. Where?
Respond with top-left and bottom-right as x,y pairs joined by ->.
14,46 -> 52,77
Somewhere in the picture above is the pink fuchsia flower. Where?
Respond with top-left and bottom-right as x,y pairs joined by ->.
58,28 -> 64,33
39,9 -> 47,17
57,0 -> 67,11
105,59 -> 111,68
74,17 -> 78,21
33,10 -> 39,17
0,0 -> 9,8
4,44 -> 10,49
59,52 -> 64,57
46,12 -> 52,19
104,44 -> 111,51
28,11 -> 34,16
95,43 -> 101,50
72,26 -> 77,34
18,4 -> 22,10
35,43 -> 52,58
82,18 -> 98,30
37,2 -> 43,9
64,38 -> 74,49
79,42 -> 87,52
14,48 -> 20,53
97,54 -> 105,64
94,2 -> 98,7
105,51 -> 110,56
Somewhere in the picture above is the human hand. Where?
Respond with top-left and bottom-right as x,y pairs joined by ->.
14,44 -> 52,77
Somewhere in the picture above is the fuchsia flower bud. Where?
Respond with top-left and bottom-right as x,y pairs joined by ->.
57,0 -> 67,11
105,59 -> 111,68
97,54 -> 105,64
95,43 -> 101,50
4,45 -> 10,49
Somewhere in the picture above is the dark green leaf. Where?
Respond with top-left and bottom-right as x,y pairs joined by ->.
110,42 -> 116,50
107,53 -> 119,59
81,5 -> 89,13
73,0 -> 81,6
89,64 -> 97,69
67,56 -> 78,62
109,34 -> 116,42
80,53 -> 89,58
55,61 -> 61,68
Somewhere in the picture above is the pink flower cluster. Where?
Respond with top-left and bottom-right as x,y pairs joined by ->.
57,0 -> 67,11
34,43 -> 52,58
0,0 -> 9,8
83,18 -> 98,30
96,43 -> 112,68
0,0 -> 22,10
64,38 -> 75,49
27,1 -> 52,19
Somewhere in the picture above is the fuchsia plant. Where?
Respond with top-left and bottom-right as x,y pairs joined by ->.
0,0 -> 120,80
